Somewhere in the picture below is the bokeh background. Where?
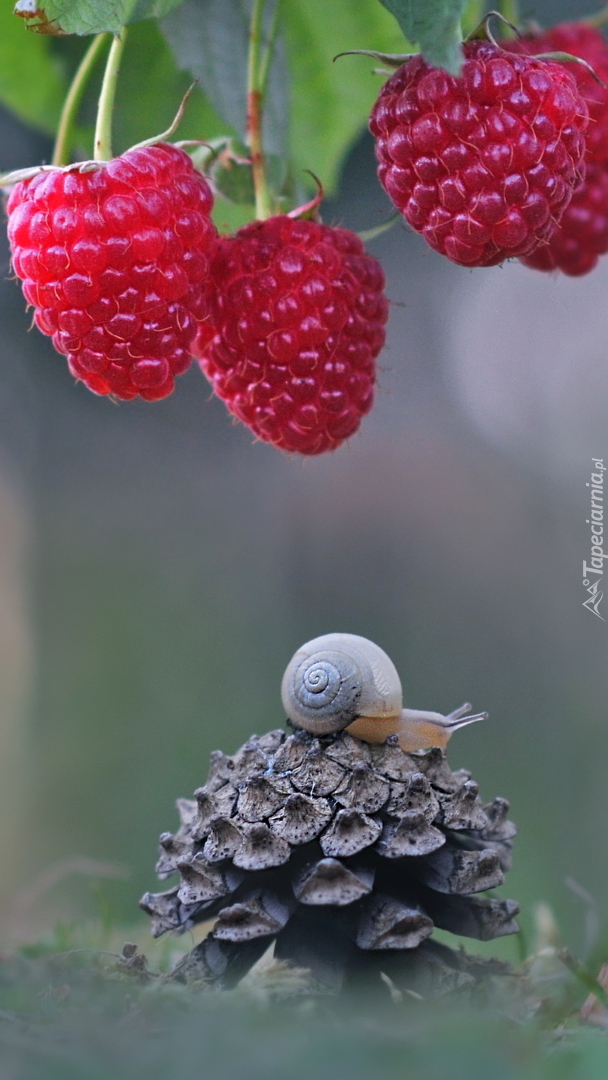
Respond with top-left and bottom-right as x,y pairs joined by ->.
0,0 -> 606,962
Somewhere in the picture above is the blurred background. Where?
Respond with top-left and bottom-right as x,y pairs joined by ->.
0,0 -> 606,962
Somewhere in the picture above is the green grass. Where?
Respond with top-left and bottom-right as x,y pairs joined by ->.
1,916 -> 607,1080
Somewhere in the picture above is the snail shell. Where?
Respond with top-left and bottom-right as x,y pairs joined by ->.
282,633 -> 488,748
281,632 -> 402,736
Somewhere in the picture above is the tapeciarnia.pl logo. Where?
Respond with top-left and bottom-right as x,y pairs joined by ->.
583,458 -> 606,621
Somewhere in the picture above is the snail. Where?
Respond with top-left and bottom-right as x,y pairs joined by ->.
281,632 -> 487,751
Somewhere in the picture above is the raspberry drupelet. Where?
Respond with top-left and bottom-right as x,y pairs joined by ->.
7,143 -> 217,401
193,215 -> 388,455
369,39 -> 589,267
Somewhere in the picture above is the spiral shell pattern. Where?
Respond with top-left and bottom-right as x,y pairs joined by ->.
288,651 -> 362,734
281,633 -> 403,736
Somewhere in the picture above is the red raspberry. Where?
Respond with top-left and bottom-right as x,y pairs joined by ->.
508,23 -> 608,166
6,143 -> 217,401
519,161 -> 608,275
505,24 -> 608,276
369,39 -> 588,267
193,215 -> 388,455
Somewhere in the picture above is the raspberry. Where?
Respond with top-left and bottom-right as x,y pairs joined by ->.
193,215 -> 388,455
7,143 -> 217,401
369,39 -> 588,267
505,23 -> 608,276
519,160 -> 608,275
508,23 -> 608,166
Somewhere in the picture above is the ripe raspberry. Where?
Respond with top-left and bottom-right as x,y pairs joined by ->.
193,215 -> 388,455
519,160 -> 608,276
506,24 -> 608,276
6,143 -> 217,401
369,40 -> 589,267
508,23 -> 608,166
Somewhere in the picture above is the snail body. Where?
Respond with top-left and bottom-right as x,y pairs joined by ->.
281,632 -> 487,751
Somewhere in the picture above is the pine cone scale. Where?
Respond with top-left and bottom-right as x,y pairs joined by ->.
293,858 -> 375,906
356,893 -> 434,950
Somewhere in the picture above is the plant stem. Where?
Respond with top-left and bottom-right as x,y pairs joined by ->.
587,4 -> 608,28
94,29 -> 128,162
52,33 -> 110,167
258,0 -> 282,100
247,0 -> 272,220
557,948 -> 608,1008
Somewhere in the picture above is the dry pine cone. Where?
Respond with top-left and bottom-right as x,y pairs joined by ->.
141,726 -> 518,994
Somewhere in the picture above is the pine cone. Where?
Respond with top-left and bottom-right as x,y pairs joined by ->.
140,728 -> 518,993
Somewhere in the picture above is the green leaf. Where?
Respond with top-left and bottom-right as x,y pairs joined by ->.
4,0 -> 414,212
0,4 -> 68,134
162,0 -> 289,159
106,20 -> 227,153
378,0 -> 467,73
163,0 -> 401,198
284,0 -> 402,193
13,0 -> 185,37
48,20 -> 228,159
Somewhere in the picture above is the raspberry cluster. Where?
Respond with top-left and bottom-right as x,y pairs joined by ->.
193,215 -> 388,455
7,19 -> 608,452
369,39 -> 589,267
7,143 -> 217,400
508,23 -> 608,276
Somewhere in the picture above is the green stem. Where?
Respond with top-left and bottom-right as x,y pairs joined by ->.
53,33 -> 110,166
557,948 -> 608,1008
258,0 -> 282,100
94,29 -> 128,162
587,4 -> 608,28
246,0 -> 272,220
